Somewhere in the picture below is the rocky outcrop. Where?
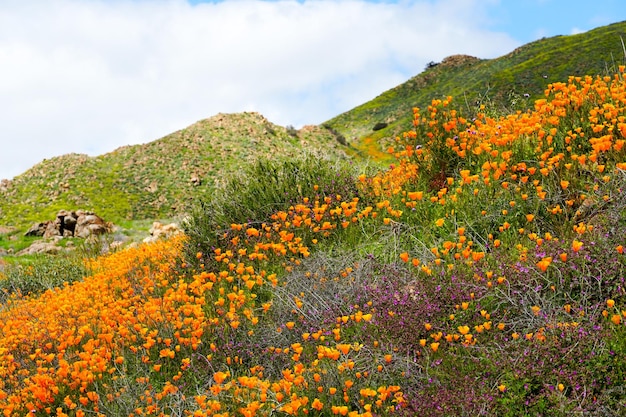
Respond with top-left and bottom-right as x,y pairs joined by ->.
439,54 -> 480,67
74,212 -> 109,238
0,225 -> 15,235
17,240 -> 65,256
24,210 -> 111,238
24,222 -> 48,237
0,179 -> 10,193
143,221 -> 183,243
190,173 -> 201,186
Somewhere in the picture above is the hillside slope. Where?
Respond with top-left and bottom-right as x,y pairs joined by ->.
0,112 -> 347,228
325,20 -> 626,153
1,66 -> 625,415
2,20 -> 625,230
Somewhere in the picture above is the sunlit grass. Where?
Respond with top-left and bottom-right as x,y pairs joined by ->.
1,69 -> 625,416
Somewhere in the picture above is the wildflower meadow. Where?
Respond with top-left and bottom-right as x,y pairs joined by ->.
1,69 -> 625,416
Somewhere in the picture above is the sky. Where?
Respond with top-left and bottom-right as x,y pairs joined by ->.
1,0 -> 625,181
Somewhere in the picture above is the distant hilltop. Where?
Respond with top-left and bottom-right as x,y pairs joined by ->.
1,21 -> 626,230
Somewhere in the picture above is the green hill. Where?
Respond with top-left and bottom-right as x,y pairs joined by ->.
0,112 -> 347,228
1,48 -> 626,415
1,19 -> 626,416
324,20 -> 626,156
1,21 -> 625,231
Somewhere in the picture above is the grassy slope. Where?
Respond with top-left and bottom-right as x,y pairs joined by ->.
1,19 -> 626,417
0,113 -> 346,229
1,67 -> 625,415
325,20 -> 626,154
1,21 -> 624,232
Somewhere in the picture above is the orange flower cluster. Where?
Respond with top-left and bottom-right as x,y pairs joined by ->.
1,69 -> 625,415
0,238 -> 184,415
0,190 -> 407,415
367,70 -> 626,353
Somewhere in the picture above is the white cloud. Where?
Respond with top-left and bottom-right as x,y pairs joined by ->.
0,0 -> 519,180
570,27 -> 584,35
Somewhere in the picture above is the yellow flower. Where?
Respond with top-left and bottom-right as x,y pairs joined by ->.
408,191 -> 423,200
536,257 -> 552,272
246,227 -> 260,237
337,344 -> 351,355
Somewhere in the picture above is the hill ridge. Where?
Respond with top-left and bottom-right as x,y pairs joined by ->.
0,111 -> 346,228
2,20 -> 626,230
324,20 -> 626,154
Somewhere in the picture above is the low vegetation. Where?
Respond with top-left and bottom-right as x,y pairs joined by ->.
0,113 -> 346,229
325,21 -> 626,157
2,22 -> 625,233
0,66 -> 625,416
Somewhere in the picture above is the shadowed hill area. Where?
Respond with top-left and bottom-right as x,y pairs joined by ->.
325,20 -> 626,156
0,112 -> 347,228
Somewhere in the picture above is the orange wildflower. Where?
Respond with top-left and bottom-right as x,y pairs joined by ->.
572,240 -> 583,252
537,257 -> 552,272
213,371 -> 229,384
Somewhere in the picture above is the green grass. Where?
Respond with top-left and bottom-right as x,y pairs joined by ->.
0,251 -> 89,303
0,113 -> 347,231
324,21 -> 626,154
1,21 -> 626,416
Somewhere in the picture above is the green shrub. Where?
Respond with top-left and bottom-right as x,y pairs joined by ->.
183,153 -> 366,264
0,252 -> 89,303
